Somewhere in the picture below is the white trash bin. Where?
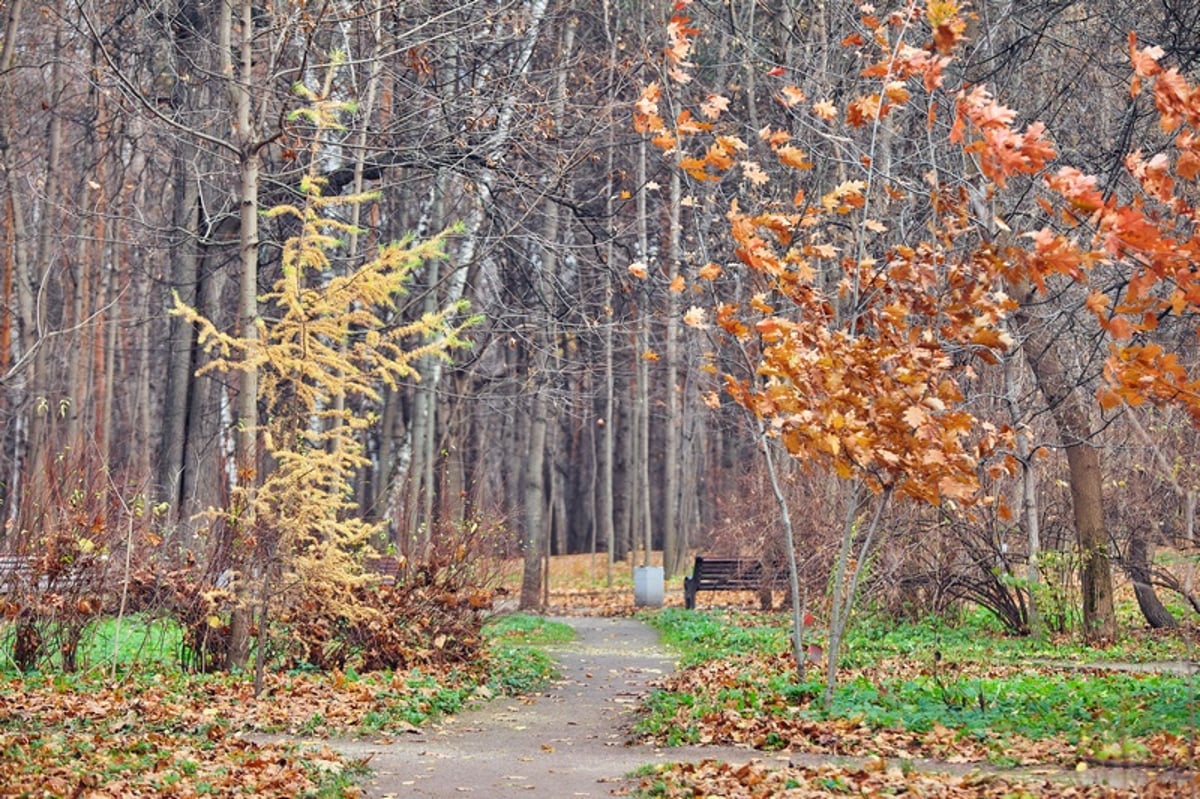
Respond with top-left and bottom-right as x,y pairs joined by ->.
633,565 -> 664,607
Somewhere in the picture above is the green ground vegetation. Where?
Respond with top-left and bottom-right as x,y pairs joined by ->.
0,612 -> 568,797
638,607 -> 1199,766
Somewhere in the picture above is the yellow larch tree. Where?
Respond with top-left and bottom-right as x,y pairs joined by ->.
173,60 -> 475,674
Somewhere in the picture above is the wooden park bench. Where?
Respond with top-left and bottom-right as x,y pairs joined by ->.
0,554 -> 87,595
0,555 -> 34,594
365,555 -> 402,585
683,556 -> 780,610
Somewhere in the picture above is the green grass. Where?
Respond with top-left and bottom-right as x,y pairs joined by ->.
482,613 -> 571,695
483,613 -> 575,646
78,614 -> 184,669
646,602 -> 1199,673
0,613 -> 185,675
842,609 -> 1200,667
828,669 -> 1193,741
644,607 -> 788,665
637,606 -> 1200,757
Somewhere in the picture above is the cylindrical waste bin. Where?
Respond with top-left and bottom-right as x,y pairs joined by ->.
633,565 -> 664,607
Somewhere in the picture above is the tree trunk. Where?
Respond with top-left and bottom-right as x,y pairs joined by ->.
516,14 -> 572,605
0,194 -> 15,524
3,170 -> 32,532
99,235 -> 117,472
225,0 -> 261,672
181,246 -> 231,524
1064,444 -> 1116,641
375,385 -> 400,525
601,304 -> 617,580
1004,351 -> 1042,636
162,167 -> 201,526
599,13 -> 620,579
633,137 -> 653,567
636,315 -> 653,565
402,231 -> 440,554
1126,533 -> 1178,629
401,195 -> 439,552
157,0 -> 218,529
823,485 -> 889,709
520,386 -> 548,610
1010,282 -> 1116,641
122,111 -> 152,488
550,422 -> 568,556
1186,491 -> 1196,545
19,0 -> 69,521
613,370 -> 634,562
662,171 -> 683,578
65,178 -> 91,453
759,424 -> 811,679
1117,407 -> 1186,627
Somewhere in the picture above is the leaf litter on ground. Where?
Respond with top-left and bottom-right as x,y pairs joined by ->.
0,663 -> 490,797
629,757 -> 1198,798
6,559 -> 1198,798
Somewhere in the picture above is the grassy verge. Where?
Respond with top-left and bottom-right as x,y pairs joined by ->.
637,608 -> 1199,767
482,614 -> 572,694
0,612 -> 570,796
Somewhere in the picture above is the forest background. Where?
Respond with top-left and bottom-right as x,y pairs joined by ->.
4,0 -> 1200,674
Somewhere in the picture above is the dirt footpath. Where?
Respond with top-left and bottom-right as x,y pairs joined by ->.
327,616 -> 759,798
318,616 -> 1188,798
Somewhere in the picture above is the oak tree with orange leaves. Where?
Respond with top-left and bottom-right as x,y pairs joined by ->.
634,0 -> 1200,655
638,0 -> 1027,695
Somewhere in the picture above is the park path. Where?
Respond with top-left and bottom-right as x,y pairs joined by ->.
326,616 -> 761,798
322,616 -> 1190,798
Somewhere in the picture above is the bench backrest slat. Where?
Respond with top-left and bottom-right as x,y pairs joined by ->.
690,559 -> 776,584
684,555 -> 780,609
0,555 -> 87,594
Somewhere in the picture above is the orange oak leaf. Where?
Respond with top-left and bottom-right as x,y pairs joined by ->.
776,146 -> 813,170
779,85 -> 806,107
812,100 -> 838,121
741,160 -> 770,186
700,93 -> 730,120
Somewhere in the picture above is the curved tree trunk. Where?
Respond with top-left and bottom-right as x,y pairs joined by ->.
1010,280 -> 1116,642
1125,533 -> 1178,629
